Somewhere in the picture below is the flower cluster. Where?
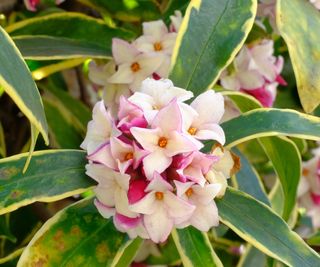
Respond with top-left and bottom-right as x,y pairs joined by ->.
88,12 -> 182,115
257,0 -> 320,33
298,146 -> 320,229
219,39 -> 286,107
310,0 -> 320,9
24,0 -> 65,11
81,78 -> 238,243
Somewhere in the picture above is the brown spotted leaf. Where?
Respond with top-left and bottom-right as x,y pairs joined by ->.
17,197 -> 142,267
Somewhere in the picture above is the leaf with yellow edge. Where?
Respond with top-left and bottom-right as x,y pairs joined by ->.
217,108 -> 320,149
172,227 -> 222,267
0,25 -> 48,145
17,198 -> 142,267
0,150 -> 95,215
217,187 -> 320,266
277,0 -> 320,113
170,0 -> 257,95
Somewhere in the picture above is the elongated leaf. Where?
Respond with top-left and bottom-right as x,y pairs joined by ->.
217,187 -> 320,266
113,238 -> 143,267
32,58 -> 86,80
237,245 -> 266,267
259,136 -> 300,220
13,36 -> 109,60
307,232 -> 320,246
6,12 -> 135,59
218,108 -> 320,148
221,90 -> 262,113
17,198 -> 139,267
233,149 -> 270,206
0,150 -> 95,215
277,0 -> 320,113
170,0 -> 256,95
0,25 -> 48,144
44,99 -> 83,148
172,227 -> 222,267
43,85 -> 91,134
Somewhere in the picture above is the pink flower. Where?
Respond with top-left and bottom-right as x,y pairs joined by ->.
118,96 -> 148,134
220,39 -> 286,107
134,20 -> 177,77
86,164 -> 137,218
113,213 -> 149,239
24,0 -> 65,11
131,100 -> 199,179
169,10 -> 183,32
82,78 -> 228,242
130,173 -> 195,243
175,181 -> 221,231
129,78 -> 193,123
108,39 -> 163,91
172,151 -> 218,186
298,147 -> 320,229
81,101 -> 121,154
182,90 -> 226,144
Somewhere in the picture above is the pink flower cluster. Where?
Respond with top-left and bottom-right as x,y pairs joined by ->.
81,78 -> 233,243
24,0 -> 65,11
88,12 -> 182,115
220,39 -> 286,107
298,146 -> 320,229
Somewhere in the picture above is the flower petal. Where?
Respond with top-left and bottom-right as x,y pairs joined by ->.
191,90 -> 225,125
112,38 -> 140,64
143,150 -> 172,179
143,205 -> 173,243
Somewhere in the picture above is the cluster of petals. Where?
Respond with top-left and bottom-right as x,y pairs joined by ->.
298,146 -> 320,229
81,78 -> 236,243
24,0 -> 65,11
88,12 -> 182,116
219,39 -> 286,107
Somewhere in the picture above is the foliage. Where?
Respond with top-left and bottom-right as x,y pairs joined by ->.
0,0 -> 319,266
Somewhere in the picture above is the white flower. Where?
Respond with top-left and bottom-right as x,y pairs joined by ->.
130,173 -> 195,243
108,39 -> 164,91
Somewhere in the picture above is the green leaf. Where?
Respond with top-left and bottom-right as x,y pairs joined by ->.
113,237 -> 143,267
42,85 -> 91,134
233,149 -> 270,206
237,245 -> 266,267
13,36 -> 109,60
43,99 -> 83,148
0,150 -> 95,215
0,25 -> 48,145
277,0 -> 320,113
172,227 -> 222,267
17,198 -> 140,267
217,187 -> 320,266
6,12 -> 135,59
220,90 -> 262,113
169,0 -> 256,95
218,108 -> 320,148
307,231 -> 320,246
259,136 -> 301,220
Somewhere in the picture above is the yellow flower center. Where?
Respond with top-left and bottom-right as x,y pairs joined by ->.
125,152 -> 134,161
303,168 -> 310,176
155,191 -> 164,200
188,127 -> 197,135
186,188 -> 193,197
131,62 -> 140,72
154,42 -> 163,51
158,137 -> 168,148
